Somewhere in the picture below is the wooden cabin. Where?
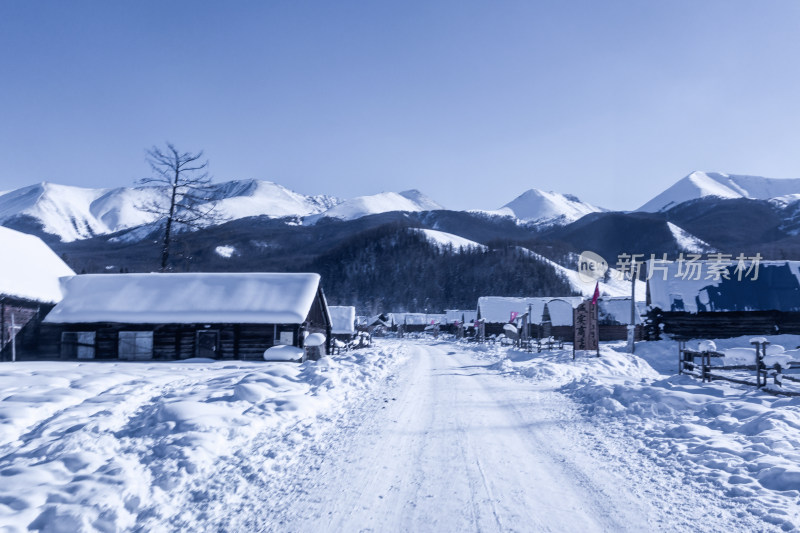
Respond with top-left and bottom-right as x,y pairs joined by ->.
476,295 -> 644,341
0,227 -> 75,361
597,297 -> 646,341
646,260 -> 800,339
40,272 -> 332,361
477,296 -> 583,339
444,309 -> 478,325
388,313 -> 446,333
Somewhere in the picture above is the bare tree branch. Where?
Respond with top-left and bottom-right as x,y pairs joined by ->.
135,142 -> 228,271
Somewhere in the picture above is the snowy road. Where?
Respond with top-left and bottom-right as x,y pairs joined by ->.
227,342 -> 659,532
3,340 -> 789,532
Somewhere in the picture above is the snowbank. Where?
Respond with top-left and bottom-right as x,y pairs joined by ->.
466,336 -> 800,531
0,342 -> 408,532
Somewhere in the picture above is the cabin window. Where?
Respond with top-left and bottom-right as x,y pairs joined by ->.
118,331 -> 154,360
61,332 -> 95,359
277,330 -> 294,346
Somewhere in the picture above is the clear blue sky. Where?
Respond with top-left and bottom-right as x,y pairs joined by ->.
2,1 -> 800,211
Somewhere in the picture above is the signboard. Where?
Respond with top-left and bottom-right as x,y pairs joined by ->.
573,300 -> 599,355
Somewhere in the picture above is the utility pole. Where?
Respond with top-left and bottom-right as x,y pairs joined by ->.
627,262 -> 637,354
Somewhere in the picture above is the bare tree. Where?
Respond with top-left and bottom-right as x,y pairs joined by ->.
139,143 -> 225,271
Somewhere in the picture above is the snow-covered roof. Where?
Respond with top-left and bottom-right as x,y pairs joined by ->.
0,226 -> 75,303
44,272 -> 322,324
647,261 -> 800,313
477,296 -> 583,326
329,305 -> 356,335
389,313 -> 446,326
597,297 -> 646,325
445,310 -> 478,324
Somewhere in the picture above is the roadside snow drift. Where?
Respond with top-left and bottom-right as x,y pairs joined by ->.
0,345 -> 407,532
470,336 -> 800,531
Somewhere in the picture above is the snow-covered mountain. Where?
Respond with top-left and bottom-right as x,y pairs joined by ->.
203,180 -> 339,221
637,171 -> 800,212
311,190 -> 443,222
486,189 -> 603,225
0,183 -> 161,242
0,180 -> 341,242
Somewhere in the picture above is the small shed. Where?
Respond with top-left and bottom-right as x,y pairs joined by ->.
41,272 -> 331,361
0,227 -> 75,360
647,260 -> 800,338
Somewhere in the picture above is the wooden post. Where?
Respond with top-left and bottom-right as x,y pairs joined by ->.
1,299 -> 5,360
10,313 -> 17,362
628,267 -> 636,354
595,301 -> 600,357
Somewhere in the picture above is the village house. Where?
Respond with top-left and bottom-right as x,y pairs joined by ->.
646,260 -> 800,338
597,297 -> 646,341
389,312 -> 446,333
476,296 -> 583,338
0,227 -> 75,361
476,295 -> 645,341
40,272 -> 331,361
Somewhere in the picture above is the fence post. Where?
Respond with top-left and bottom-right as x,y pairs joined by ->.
751,339 -> 769,388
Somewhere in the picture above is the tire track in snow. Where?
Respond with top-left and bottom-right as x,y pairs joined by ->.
250,341 -> 658,532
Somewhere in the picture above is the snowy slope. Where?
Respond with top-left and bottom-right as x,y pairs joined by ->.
485,189 -> 602,225
412,228 -> 487,252
0,180 -> 341,242
667,222 -> 714,253
0,226 -> 75,302
313,190 -> 443,221
517,247 -> 645,299
638,171 -> 800,212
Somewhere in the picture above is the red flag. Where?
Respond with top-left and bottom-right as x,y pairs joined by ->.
592,282 -> 600,305
510,311 -> 519,322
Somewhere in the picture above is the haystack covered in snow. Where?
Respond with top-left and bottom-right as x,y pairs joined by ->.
329,305 -> 356,339
41,272 -> 331,361
647,260 -> 800,338
0,226 -> 75,359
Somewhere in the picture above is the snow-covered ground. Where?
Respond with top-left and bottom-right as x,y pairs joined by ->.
3,337 -> 800,532
476,336 -> 800,532
0,346 -> 407,532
